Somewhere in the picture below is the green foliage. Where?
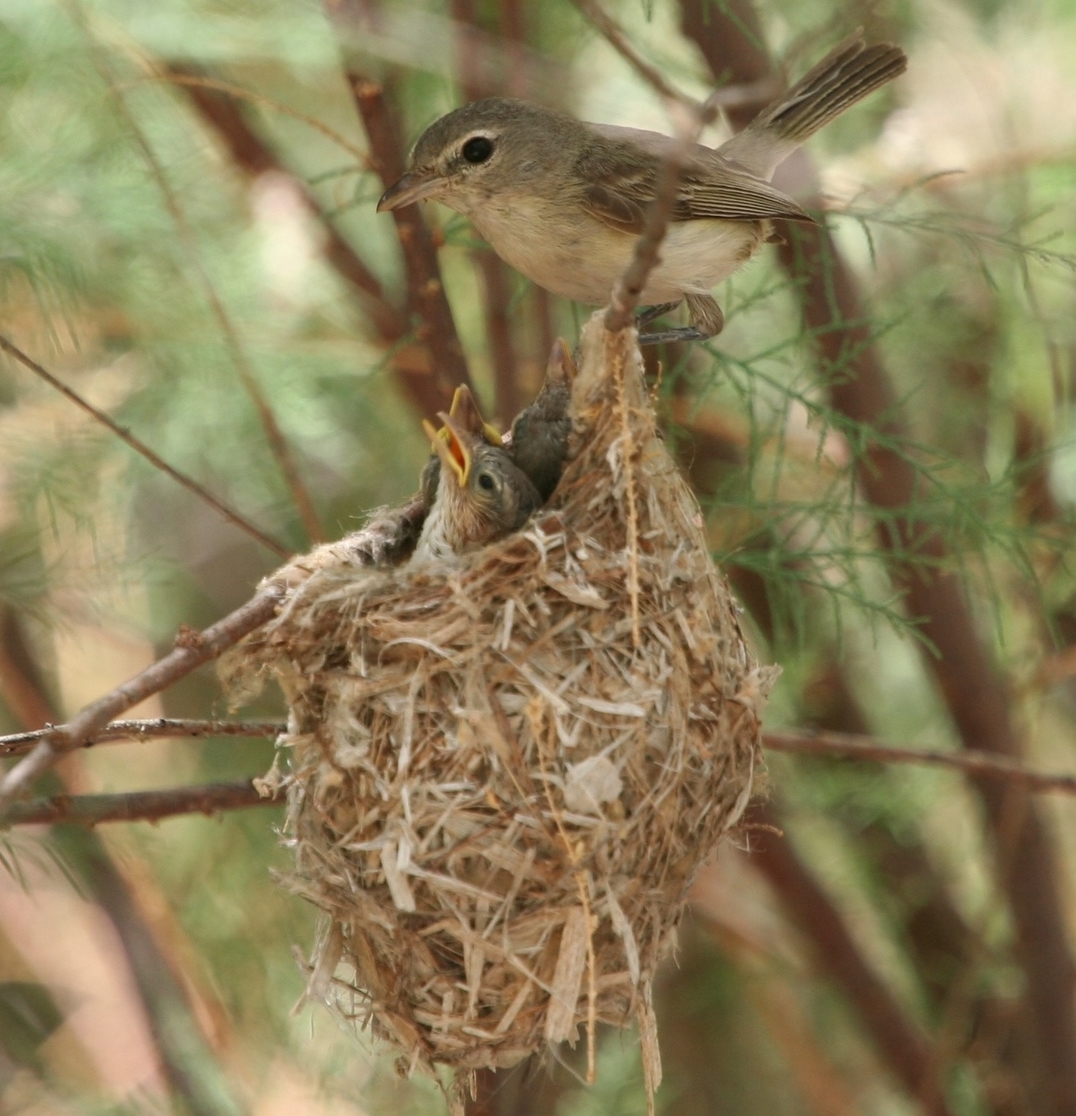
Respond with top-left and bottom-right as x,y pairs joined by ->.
1,0 -> 1075,1114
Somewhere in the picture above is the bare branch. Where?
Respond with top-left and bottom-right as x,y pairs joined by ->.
450,0 -> 522,424
4,780 -> 279,827
570,0 -> 695,109
0,718 -> 284,758
0,334 -> 289,559
764,730 -> 1076,796
0,589 -> 283,816
605,97 -> 719,332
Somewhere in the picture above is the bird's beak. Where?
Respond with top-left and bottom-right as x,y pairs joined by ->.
449,384 -> 502,447
377,171 -> 443,212
424,414 -> 472,486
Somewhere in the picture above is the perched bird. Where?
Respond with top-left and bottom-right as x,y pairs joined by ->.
412,394 -> 542,564
506,337 -> 576,502
378,33 -> 906,343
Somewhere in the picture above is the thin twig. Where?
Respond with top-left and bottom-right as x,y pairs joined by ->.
0,718 -> 285,758
7,717 -> 1076,798
0,589 -> 283,816
4,780 -> 279,827
0,334 -> 288,558
764,730 -> 1076,797
73,7 -> 325,544
570,0 -> 696,109
573,0 -> 776,115
604,95 -> 720,332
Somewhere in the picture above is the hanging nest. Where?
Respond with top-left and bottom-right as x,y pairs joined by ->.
224,313 -> 777,1099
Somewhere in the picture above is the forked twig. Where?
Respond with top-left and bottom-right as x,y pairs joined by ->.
0,589 -> 283,817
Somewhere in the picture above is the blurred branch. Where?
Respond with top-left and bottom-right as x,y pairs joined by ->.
450,0 -> 522,424
0,334 -> 289,559
347,73 -> 475,407
1,718 -> 283,758
152,71 -> 370,163
77,21 -> 326,545
0,603 -> 242,1115
765,730 -> 1076,796
5,780 -> 277,827
749,804 -> 953,1116
574,0 -> 776,114
676,4 -> 1076,1111
168,64 -> 408,345
570,0 -> 695,108
0,589 -> 283,815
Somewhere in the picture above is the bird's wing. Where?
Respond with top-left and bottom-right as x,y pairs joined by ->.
579,122 -> 815,233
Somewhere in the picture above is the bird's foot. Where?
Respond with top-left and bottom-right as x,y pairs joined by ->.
635,301 -> 682,327
637,326 -> 711,346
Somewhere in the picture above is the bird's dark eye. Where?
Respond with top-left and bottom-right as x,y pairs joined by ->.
461,135 -> 495,164
477,471 -> 496,491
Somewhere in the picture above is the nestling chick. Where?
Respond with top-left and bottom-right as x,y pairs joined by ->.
420,384 -> 505,508
413,393 -> 541,564
507,338 -> 577,502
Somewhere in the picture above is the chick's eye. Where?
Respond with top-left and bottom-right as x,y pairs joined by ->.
477,471 -> 496,492
461,135 -> 495,164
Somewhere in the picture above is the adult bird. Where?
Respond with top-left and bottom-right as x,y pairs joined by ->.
378,32 -> 906,343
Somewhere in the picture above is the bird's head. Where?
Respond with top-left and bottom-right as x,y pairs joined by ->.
423,400 -> 540,553
377,98 -> 569,216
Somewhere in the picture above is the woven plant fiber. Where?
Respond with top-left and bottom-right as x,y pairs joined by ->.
225,312 -> 777,1098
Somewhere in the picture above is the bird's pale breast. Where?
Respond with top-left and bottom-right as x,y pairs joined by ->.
462,192 -> 766,307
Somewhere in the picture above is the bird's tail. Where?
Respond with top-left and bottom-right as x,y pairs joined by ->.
720,31 -> 906,179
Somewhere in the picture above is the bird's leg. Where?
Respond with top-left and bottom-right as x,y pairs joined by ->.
635,294 -> 724,346
635,301 -> 682,327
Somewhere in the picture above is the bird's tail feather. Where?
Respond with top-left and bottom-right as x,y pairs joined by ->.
720,31 -> 906,178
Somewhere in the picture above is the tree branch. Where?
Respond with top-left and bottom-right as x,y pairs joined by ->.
0,334 -> 289,559
764,730 -> 1076,796
4,780 -> 278,828
347,74 -> 474,408
0,718 -> 283,758
0,589 -> 283,816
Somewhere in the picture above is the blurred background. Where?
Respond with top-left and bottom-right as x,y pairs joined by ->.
1,0 -> 1075,1113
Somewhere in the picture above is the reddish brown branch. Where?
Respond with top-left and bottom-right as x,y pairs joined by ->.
450,0 -> 522,424
169,66 -> 408,345
677,4 -> 1076,1111
343,66 -> 474,411
4,780 -> 278,827
0,589 -> 283,815
90,50 -> 324,546
764,730 -> 1076,796
749,805 -> 953,1115
0,334 -> 288,559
